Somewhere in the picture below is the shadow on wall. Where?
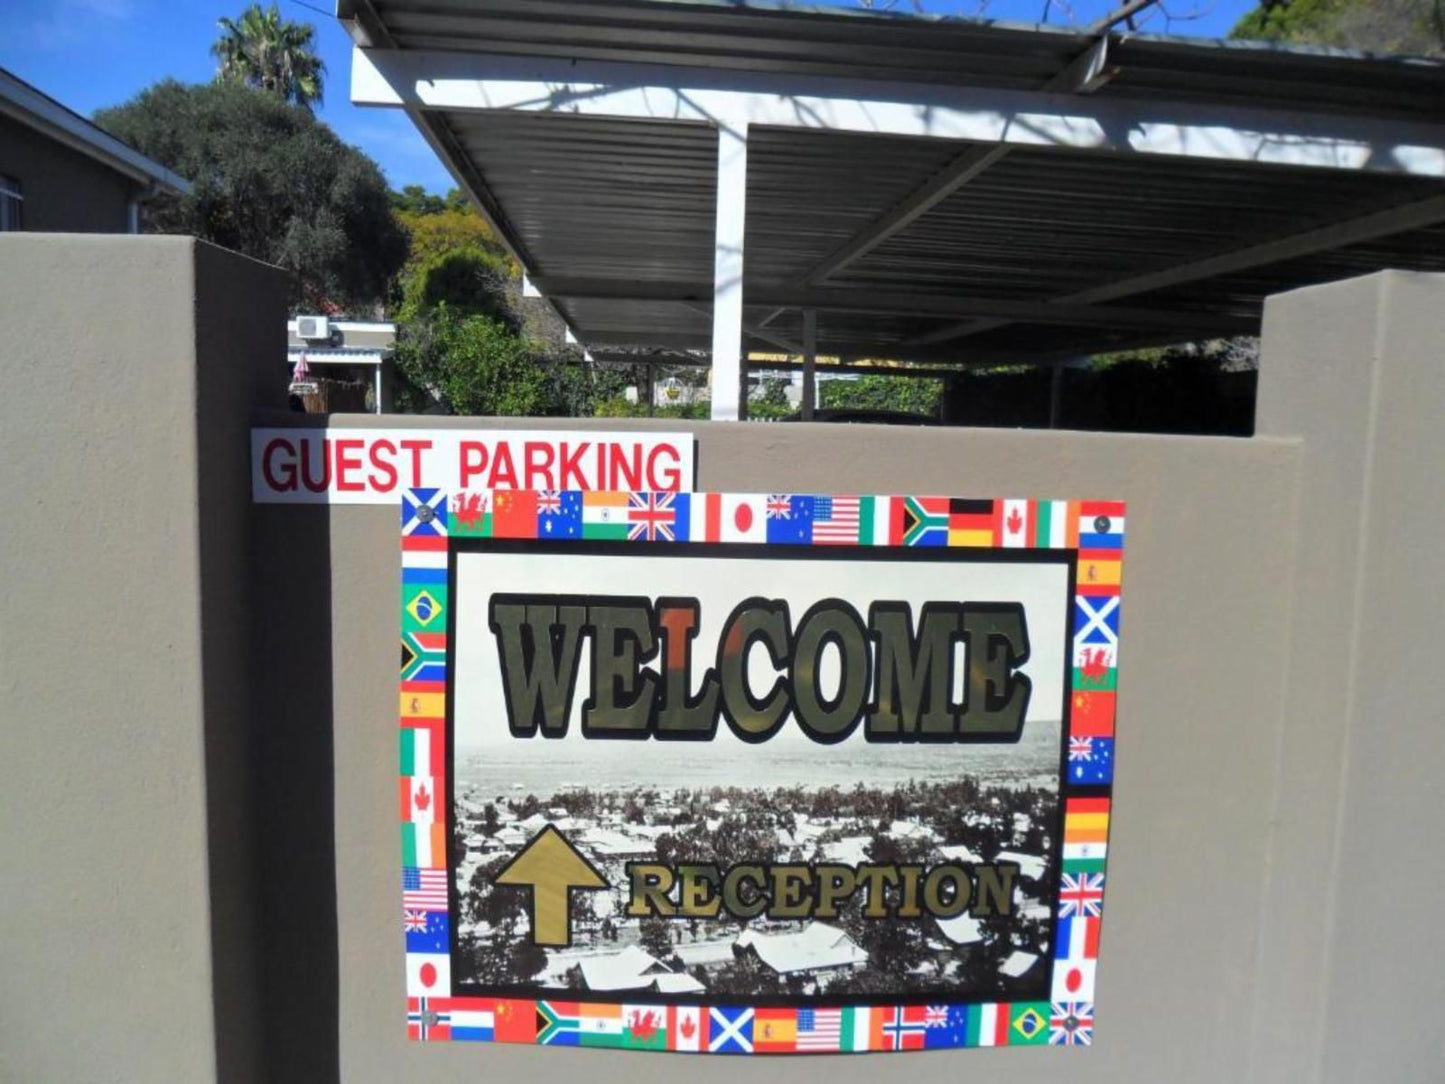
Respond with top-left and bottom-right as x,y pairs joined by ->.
943,362 -> 1257,436
249,501 -> 339,1082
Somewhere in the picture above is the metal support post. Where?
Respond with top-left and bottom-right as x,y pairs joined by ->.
709,122 -> 748,421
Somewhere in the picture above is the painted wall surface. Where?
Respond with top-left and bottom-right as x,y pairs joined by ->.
3,233 -> 1442,1083
0,235 -> 287,1084
287,415 -> 1302,1083
0,114 -> 137,232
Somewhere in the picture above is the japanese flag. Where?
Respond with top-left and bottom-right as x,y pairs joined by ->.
406,952 -> 451,997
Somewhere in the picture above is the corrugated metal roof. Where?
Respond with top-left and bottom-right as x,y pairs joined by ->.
342,0 -> 1445,362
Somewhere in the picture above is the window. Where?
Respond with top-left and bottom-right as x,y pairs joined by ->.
0,175 -> 21,231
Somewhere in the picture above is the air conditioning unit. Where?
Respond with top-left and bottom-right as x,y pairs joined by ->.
296,315 -> 330,341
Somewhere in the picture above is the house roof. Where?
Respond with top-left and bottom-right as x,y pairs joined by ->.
579,945 -> 664,991
342,0 -> 1445,366
735,921 -> 868,974
0,68 -> 190,195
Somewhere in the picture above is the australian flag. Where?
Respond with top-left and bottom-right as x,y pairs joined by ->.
923,1005 -> 968,1049
765,495 -> 813,544
404,909 -> 449,954
1069,736 -> 1115,784
537,490 -> 582,539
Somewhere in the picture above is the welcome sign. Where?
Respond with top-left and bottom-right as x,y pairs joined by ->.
397,489 -> 1123,1053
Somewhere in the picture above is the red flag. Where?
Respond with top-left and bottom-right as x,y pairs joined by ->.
492,490 -> 539,538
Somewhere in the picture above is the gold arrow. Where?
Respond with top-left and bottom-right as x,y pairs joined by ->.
493,825 -> 609,947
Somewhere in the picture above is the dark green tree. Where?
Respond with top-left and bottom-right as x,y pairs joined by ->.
95,80 -> 407,314
394,306 -> 552,416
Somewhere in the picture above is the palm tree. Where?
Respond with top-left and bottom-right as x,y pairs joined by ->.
212,4 -> 325,110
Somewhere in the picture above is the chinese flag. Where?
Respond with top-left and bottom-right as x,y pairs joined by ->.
492,999 -> 538,1044
1070,690 -> 1116,737
492,490 -> 539,538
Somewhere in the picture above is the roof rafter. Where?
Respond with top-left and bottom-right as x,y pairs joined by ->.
906,189 -> 1445,347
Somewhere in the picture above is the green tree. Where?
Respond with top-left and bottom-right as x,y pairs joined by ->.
819,373 -> 942,416
394,306 -> 553,416
96,80 -> 407,314
1232,0 -> 1444,54
212,3 -> 326,108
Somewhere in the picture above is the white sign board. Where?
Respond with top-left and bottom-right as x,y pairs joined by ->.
251,428 -> 695,504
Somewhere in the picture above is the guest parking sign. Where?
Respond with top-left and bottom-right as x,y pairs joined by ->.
397,490 -> 1123,1053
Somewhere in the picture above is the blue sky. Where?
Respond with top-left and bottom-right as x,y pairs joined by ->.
4,0 -> 1255,194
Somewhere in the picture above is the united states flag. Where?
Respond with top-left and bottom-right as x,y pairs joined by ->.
796,1008 -> 842,1051
810,496 -> 860,544
403,867 -> 449,910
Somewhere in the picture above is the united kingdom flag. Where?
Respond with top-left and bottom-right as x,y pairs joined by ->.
403,910 -> 430,932
1069,736 -> 1094,761
1049,1003 -> 1093,1046
1058,872 -> 1105,918
766,495 -> 793,518
626,492 -> 676,541
537,490 -> 562,514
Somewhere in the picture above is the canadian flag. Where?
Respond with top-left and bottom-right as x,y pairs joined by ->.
401,776 -> 437,824
669,1005 -> 705,1052
1000,499 -> 1033,548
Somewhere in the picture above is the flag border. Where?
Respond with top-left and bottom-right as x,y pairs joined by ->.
399,490 -> 1123,1054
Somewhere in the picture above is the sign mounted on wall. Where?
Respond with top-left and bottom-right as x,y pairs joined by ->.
251,428 -> 694,504
397,489 -> 1124,1053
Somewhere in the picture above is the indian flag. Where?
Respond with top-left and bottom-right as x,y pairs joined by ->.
582,491 -> 629,540
577,1003 -> 624,1047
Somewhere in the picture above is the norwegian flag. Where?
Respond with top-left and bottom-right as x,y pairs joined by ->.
1058,872 -> 1105,918
627,492 -> 677,541
1069,736 -> 1094,761
1049,1003 -> 1094,1046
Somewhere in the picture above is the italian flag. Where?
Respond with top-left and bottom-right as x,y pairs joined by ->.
968,1003 -> 1012,1047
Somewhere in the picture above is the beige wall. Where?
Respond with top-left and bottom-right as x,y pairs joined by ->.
4,232 -> 1443,1082
0,235 -> 287,1083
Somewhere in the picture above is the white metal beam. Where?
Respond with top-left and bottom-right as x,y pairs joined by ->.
802,309 -> 817,422
710,124 -> 748,421
530,276 -> 1257,334
352,46 -> 1445,177
907,190 -> 1445,347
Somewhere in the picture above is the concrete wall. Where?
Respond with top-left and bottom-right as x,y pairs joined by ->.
0,114 -> 137,232
3,232 -> 1443,1082
0,235 -> 287,1083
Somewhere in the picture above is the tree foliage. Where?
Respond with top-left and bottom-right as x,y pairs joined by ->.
819,373 -> 942,417
394,306 -> 553,416
1232,0 -> 1444,55
96,80 -> 407,314
212,3 -> 325,108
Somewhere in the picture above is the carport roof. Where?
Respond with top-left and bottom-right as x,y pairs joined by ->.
341,0 -> 1445,365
